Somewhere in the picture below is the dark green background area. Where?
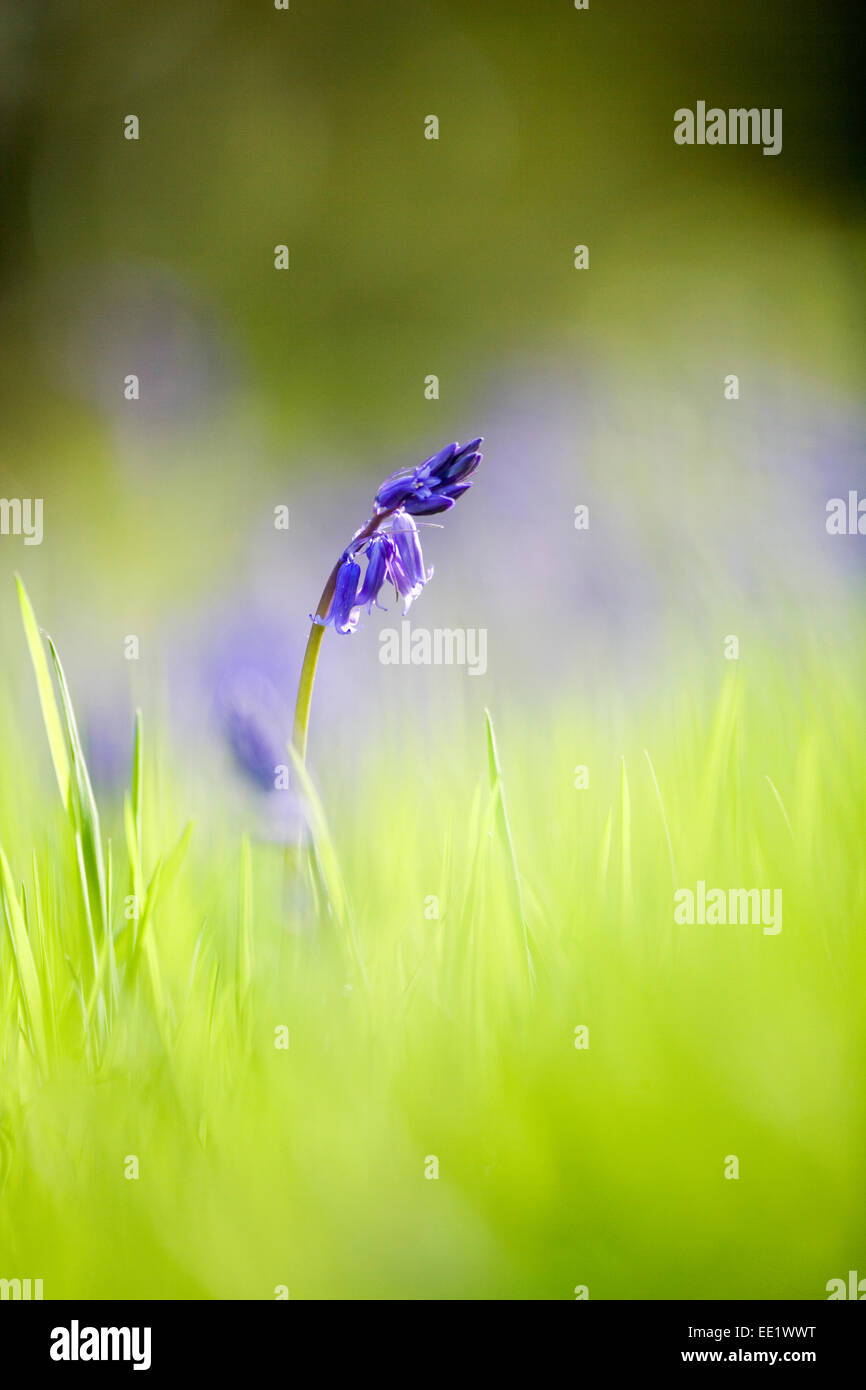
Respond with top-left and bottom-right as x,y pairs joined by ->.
1,0 -> 861,471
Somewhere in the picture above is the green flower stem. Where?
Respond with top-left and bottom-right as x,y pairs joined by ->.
291,568 -> 336,764
292,508 -> 398,763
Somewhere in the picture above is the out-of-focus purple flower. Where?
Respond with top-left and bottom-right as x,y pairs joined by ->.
86,706 -> 134,795
375,438 -> 483,515
217,666 -> 289,792
186,615 -> 305,842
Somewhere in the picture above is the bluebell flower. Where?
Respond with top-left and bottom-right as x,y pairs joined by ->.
311,437 -> 482,637
388,511 -> 430,610
375,438 -> 483,515
318,555 -> 362,633
355,533 -> 392,613
294,435 -> 483,756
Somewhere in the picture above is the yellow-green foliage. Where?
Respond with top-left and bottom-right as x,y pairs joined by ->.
0,585 -> 863,1298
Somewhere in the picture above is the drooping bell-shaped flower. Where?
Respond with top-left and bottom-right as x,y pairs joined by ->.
387,511 -> 431,612
294,435 -> 484,757
309,438 -> 482,637
316,554 -> 361,633
355,533 -> 392,613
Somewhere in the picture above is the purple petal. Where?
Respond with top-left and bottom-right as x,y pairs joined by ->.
356,536 -> 391,612
441,481 -> 472,501
441,448 -> 482,484
385,548 -> 413,598
329,558 -> 361,633
420,441 -> 459,474
375,471 -> 416,510
391,513 -> 426,588
404,493 -> 456,515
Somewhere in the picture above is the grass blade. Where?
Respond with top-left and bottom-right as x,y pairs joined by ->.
484,709 -> 536,991
644,748 -> 678,888
15,575 -> 71,811
288,744 -> 366,984
0,846 -> 48,1071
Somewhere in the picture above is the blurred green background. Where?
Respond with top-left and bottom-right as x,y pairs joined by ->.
2,0 -> 863,582
1,0 -> 863,761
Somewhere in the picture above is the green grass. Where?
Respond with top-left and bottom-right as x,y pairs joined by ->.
1,580 -> 864,1299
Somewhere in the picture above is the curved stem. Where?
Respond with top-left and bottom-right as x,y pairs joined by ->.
291,507 -> 397,764
291,624 -> 325,764
292,562 -> 340,763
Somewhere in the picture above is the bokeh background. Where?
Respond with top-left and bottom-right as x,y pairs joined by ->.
0,0 -> 864,1301
2,0 -> 863,779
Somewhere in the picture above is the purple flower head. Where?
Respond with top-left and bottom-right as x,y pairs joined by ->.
295,435 -> 484,761
313,437 -> 482,636
375,437 -> 483,515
